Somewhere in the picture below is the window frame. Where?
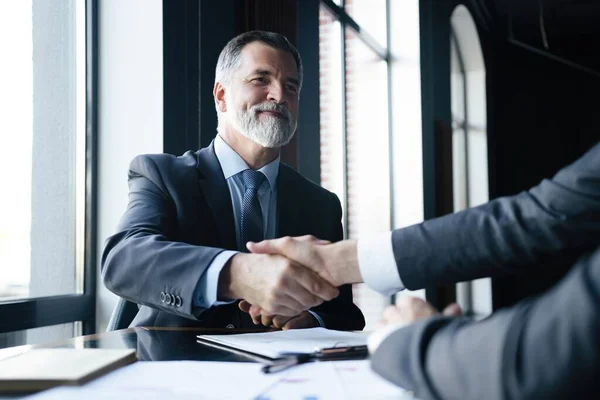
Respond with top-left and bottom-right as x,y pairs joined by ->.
0,0 -> 98,336
318,0 -> 397,310
320,0 -> 395,243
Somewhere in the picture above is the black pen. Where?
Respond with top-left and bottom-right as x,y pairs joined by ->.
262,353 -> 313,374
318,345 -> 369,359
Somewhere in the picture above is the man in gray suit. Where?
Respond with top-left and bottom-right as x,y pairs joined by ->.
101,31 -> 364,331
247,142 -> 600,398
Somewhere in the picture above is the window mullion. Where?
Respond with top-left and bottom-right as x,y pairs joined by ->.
341,14 -> 349,238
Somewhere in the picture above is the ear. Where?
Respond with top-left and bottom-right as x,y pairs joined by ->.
213,81 -> 227,113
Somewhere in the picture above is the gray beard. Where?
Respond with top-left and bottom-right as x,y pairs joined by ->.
234,102 -> 297,148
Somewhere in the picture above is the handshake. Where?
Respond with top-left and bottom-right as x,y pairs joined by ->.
218,235 -> 363,330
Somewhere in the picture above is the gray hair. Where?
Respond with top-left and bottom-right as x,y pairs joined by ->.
214,30 -> 303,91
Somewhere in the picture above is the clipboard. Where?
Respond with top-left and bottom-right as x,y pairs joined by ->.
196,328 -> 370,373
196,336 -> 276,364
196,335 -> 369,374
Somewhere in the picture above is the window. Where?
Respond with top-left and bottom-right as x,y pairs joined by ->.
450,5 -> 492,317
319,0 -> 423,328
0,0 -> 97,346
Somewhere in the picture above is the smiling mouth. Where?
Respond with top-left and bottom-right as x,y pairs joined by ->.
258,110 -> 288,119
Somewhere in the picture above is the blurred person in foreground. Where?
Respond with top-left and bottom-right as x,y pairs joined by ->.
244,142 -> 600,399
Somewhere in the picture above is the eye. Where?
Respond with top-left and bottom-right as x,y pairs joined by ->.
286,84 -> 298,93
252,77 -> 267,84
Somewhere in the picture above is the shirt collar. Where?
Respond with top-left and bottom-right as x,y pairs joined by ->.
214,134 -> 279,191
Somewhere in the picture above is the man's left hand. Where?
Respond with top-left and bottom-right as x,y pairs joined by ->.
368,297 -> 463,353
239,300 -> 319,329
379,296 -> 462,328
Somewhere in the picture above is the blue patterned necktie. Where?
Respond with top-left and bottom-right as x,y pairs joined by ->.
240,169 -> 266,251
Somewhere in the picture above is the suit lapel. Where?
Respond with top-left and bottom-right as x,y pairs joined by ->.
196,142 -> 237,250
277,164 -> 303,237
196,148 -> 305,246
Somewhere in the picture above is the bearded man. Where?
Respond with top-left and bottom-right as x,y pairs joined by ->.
101,31 -> 365,331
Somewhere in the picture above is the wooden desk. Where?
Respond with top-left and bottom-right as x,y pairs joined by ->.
0,327 -> 270,364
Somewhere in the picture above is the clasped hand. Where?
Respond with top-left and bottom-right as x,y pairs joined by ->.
221,235 -> 340,329
229,235 -> 463,331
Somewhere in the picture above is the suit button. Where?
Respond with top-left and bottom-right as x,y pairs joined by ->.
175,296 -> 182,307
165,293 -> 172,305
226,324 -> 235,329
160,292 -> 166,303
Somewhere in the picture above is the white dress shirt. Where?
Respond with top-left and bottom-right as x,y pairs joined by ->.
357,231 -> 405,295
357,232 -> 408,352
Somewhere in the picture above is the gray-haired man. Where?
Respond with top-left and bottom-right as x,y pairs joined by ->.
102,31 -> 365,331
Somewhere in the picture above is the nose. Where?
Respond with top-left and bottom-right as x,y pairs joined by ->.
267,82 -> 285,104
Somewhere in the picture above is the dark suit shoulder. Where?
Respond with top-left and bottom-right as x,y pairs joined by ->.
129,151 -> 199,177
128,151 -> 201,190
278,163 -> 340,205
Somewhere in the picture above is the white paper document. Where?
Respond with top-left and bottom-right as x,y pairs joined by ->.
198,327 -> 369,359
25,359 -> 413,400
256,360 -> 412,400
25,361 -> 280,400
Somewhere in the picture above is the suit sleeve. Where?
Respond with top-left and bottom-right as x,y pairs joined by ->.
394,143 -> 600,289
101,155 -> 223,320
310,192 -> 366,331
371,247 -> 600,400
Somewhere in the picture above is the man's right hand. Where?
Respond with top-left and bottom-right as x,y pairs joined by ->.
218,253 -> 339,316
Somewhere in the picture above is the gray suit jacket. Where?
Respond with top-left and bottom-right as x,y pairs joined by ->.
372,142 -> 600,399
101,142 -> 364,330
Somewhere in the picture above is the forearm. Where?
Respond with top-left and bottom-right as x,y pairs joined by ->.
395,186 -> 600,289
395,144 -> 600,290
319,239 -> 362,286
217,253 -> 246,300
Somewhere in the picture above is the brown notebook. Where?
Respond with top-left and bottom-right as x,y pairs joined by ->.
0,348 -> 137,393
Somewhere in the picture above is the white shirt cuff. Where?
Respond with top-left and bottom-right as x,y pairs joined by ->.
367,323 -> 407,353
194,250 -> 238,308
357,232 -> 405,296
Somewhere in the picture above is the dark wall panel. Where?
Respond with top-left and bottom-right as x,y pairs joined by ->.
485,38 -> 600,309
296,0 -> 321,183
163,0 -> 200,155
163,0 -> 239,153
198,0 -> 238,148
